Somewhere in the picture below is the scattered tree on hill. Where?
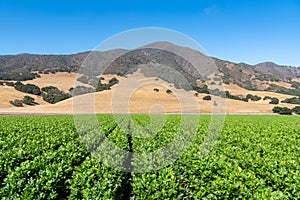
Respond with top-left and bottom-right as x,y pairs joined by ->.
9,96 -> 38,107
263,96 -> 272,100
225,91 -> 243,101
203,95 -> 212,101
272,106 -> 282,114
281,97 -> 300,105
71,86 -> 94,96
9,99 -> 23,107
5,82 -> 15,87
153,88 -> 159,92
210,89 -> 226,98
193,84 -> 209,94
246,94 -> 262,101
166,89 -> 173,94
96,78 -> 119,92
96,83 -> 111,91
41,86 -> 71,104
108,77 -> 119,85
213,101 -> 218,106
269,97 -> 279,104
22,96 -> 37,105
223,80 -> 230,85
292,106 -> 300,115
272,106 -> 293,115
266,84 -> 300,97
290,81 -> 300,89
14,82 -> 41,95
241,98 -> 248,102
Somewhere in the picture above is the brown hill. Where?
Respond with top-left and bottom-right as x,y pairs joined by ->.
0,42 -> 300,115
0,71 -> 297,115
254,62 -> 300,80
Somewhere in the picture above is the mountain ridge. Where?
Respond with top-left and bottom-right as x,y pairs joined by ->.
0,42 -> 300,95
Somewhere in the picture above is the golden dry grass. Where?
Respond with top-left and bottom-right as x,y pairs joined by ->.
0,72 -> 298,114
292,78 -> 300,83
23,72 -> 79,92
0,86 -> 49,108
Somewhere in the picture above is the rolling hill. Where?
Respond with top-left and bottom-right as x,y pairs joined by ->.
0,42 -> 299,115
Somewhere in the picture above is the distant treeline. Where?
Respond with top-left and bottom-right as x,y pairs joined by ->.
6,77 -> 120,105
6,81 -> 70,104
273,106 -> 300,115
0,72 -> 40,81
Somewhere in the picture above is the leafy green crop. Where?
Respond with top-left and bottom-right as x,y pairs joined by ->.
0,115 -> 299,199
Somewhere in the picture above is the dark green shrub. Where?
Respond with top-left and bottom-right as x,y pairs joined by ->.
22,96 -> 36,105
108,78 -> 119,86
223,79 -> 230,84
269,98 -> 279,104
242,98 -> 248,102
193,84 -> 209,94
246,94 -> 253,100
292,106 -> 300,115
5,82 -> 15,87
225,91 -> 242,101
246,94 -> 261,101
71,86 -> 94,96
9,99 -> 23,107
272,106 -> 281,113
41,86 -> 59,93
14,82 -> 41,95
290,81 -> 300,89
41,86 -> 71,104
263,96 -> 272,100
96,83 -> 111,92
266,84 -> 300,96
95,78 -> 119,92
279,107 -> 293,115
166,89 -> 173,94
203,95 -> 212,101
272,106 -> 293,115
210,89 -> 226,98
153,88 -> 159,92
281,97 -> 300,105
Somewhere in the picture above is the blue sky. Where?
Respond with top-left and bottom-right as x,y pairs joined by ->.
0,0 -> 300,66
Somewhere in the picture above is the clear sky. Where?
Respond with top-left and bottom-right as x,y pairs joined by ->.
0,0 -> 299,66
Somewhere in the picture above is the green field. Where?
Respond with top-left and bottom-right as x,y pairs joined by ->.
0,115 -> 299,199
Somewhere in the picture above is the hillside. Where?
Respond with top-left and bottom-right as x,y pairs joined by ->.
0,71 -> 298,115
0,42 -> 300,115
254,62 -> 300,80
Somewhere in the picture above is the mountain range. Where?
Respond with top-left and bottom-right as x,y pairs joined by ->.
1,42 -> 299,83
0,42 -> 299,114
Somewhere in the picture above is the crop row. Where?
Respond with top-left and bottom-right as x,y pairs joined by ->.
0,115 -> 299,199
